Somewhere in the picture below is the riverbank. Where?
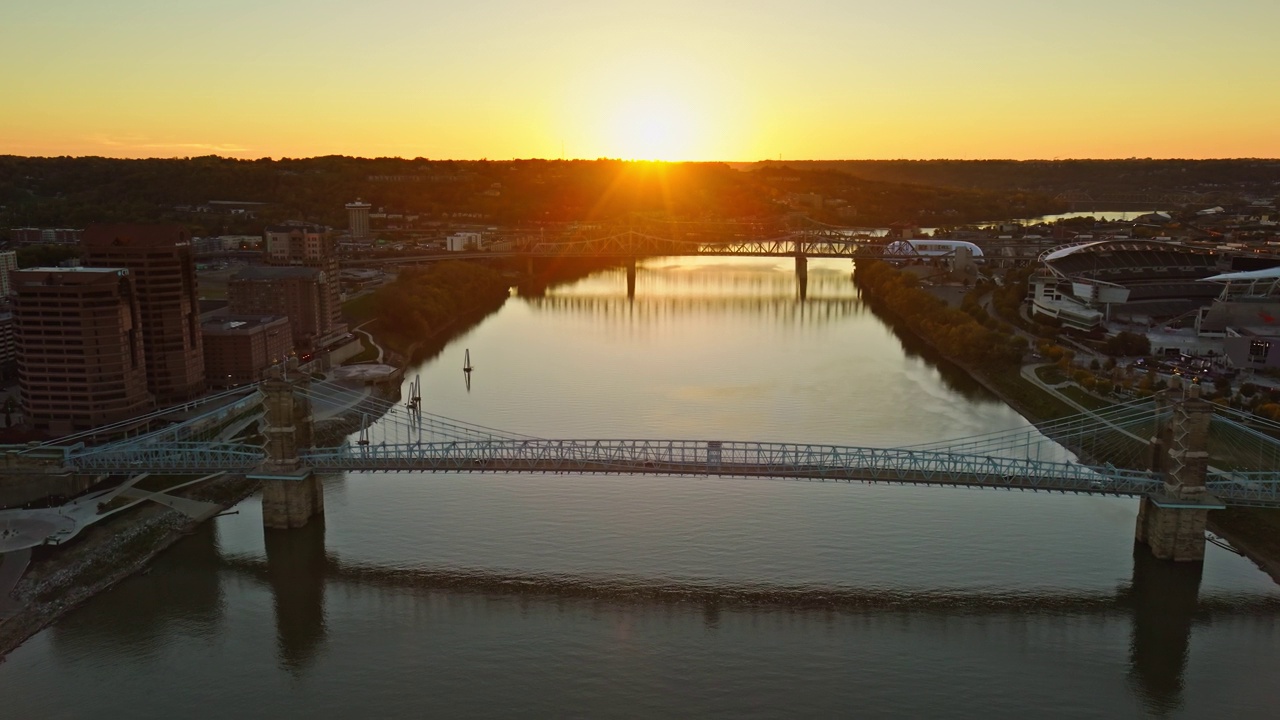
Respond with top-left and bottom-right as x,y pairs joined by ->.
0,260 -> 580,659
0,474 -> 260,659
853,260 -> 1280,581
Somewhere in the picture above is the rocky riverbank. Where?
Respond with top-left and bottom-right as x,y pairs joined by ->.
0,474 -> 260,659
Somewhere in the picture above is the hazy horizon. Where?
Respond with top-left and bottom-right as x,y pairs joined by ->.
5,1 -> 1278,161
4,154 -> 1279,163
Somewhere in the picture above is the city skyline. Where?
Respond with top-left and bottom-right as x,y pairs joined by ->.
4,0 -> 1279,161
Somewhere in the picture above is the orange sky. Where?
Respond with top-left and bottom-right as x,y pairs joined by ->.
3,1 -> 1278,160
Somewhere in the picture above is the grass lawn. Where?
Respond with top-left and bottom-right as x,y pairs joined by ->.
342,293 -> 378,324
1035,365 -> 1068,385
983,370 -> 1077,421
1058,386 -> 1116,412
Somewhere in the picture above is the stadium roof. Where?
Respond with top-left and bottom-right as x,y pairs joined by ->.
1041,238 -> 1205,263
1200,266 -> 1280,283
1042,241 -> 1110,262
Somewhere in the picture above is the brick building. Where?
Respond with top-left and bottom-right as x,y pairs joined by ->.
12,268 -> 152,435
83,223 -> 205,403
228,266 -> 331,352
262,225 -> 345,342
202,315 -> 293,388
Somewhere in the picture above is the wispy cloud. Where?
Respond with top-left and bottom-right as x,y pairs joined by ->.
88,134 -> 252,155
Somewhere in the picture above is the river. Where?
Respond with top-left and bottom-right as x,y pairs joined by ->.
2,257 -> 1278,719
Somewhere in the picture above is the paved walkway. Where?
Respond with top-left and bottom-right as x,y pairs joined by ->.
116,488 -> 222,522
352,321 -> 385,364
0,472 -> 225,554
1020,363 -> 1093,415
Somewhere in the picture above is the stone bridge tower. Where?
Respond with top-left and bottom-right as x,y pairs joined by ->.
1135,378 -> 1220,562
255,366 -> 324,530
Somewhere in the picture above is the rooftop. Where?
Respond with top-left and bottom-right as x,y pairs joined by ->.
84,223 -> 190,248
232,265 -> 321,281
202,314 -> 289,334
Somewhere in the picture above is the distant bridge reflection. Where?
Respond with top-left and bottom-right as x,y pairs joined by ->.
523,294 -> 863,324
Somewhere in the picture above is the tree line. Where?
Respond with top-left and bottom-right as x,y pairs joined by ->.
1,156 -> 1064,235
854,261 -> 1027,368
367,262 -> 511,356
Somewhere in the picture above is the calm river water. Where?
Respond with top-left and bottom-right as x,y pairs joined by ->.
2,258 -> 1279,718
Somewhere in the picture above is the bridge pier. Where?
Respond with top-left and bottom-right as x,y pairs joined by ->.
626,258 -> 636,300
795,255 -> 808,300
1135,380 -> 1219,562
255,371 -> 324,530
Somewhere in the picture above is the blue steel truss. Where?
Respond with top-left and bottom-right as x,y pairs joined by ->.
62,437 -> 1280,507
49,380 -> 1280,509
71,442 -> 265,474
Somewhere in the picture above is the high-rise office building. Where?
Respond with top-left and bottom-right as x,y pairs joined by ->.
0,250 -> 17,299
345,200 -> 372,240
83,223 -> 205,403
12,268 -> 152,435
228,266 -> 328,352
262,224 -> 345,343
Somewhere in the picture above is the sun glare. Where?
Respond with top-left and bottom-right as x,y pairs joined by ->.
609,95 -> 699,161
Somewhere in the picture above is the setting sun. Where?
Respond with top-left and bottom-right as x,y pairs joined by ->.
608,95 -> 700,161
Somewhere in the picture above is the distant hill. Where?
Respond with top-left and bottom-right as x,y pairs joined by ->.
729,159 -> 1280,200
0,156 -> 1065,234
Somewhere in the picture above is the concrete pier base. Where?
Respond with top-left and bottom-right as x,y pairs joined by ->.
626,259 -> 636,300
261,473 -> 325,530
1135,496 -> 1209,562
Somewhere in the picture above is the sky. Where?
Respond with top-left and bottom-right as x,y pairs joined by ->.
3,0 -> 1278,161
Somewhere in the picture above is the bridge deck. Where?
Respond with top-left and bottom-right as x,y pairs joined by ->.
61,438 -> 1280,508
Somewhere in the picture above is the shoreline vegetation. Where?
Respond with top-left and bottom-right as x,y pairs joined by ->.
853,259 -> 1280,583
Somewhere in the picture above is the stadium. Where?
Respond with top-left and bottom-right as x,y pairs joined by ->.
1029,239 -> 1226,331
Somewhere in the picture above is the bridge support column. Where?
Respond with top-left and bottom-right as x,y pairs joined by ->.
795,255 -> 808,301
1135,380 -> 1217,562
626,258 -> 636,300
256,371 -> 324,531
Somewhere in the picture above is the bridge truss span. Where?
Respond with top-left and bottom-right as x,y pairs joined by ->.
45,380 -> 1280,511
72,441 -> 265,474
293,438 -> 1171,497
522,229 -> 869,259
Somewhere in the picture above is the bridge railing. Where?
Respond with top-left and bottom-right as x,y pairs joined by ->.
1206,471 -> 1280,507
69,442 -> 265,474
56,435 -> 1280,507
298,439 -> 1166,495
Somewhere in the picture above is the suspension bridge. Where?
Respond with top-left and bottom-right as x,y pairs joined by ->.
8,368 -> 1279,562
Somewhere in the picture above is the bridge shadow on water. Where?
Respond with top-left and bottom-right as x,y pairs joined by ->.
205,532 -> 1279,713
1127,543 -> 1204,716
262,521 -> 330,674
52,519 -> 1273,713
